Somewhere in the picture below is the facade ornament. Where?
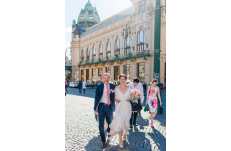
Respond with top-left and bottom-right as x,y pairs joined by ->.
117,60 -> 122,64
143,56 -> 148,60
139,24 -> 142,29
107,62 -> 112,65
130,58 -> 135,62
72,25 -> 80,38
147,5 -> 154,13
99,63 -> 104,66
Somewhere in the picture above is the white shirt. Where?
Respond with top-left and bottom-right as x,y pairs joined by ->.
82,81 -> 87,88
100,83 -> 110,104
127,82 -> 144,103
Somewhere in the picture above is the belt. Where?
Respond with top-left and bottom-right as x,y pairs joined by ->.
100,103 -> 110,106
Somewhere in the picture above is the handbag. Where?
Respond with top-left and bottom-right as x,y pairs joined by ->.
144,104 -> 149,112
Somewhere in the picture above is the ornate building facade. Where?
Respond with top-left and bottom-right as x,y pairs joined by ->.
70,0 -> 166,83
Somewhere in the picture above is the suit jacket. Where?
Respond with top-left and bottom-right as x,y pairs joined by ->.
94,83 -> 116,112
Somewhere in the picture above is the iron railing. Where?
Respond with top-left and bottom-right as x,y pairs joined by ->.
78,50 -> 151,66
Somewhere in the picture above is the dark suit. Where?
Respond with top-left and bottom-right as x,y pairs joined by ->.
94,83 -> 116,142
78,82 -> 82,93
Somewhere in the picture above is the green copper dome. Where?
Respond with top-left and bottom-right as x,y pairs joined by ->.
77,0 -> 100,31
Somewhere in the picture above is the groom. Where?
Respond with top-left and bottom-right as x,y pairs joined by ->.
94,73 -> 119,148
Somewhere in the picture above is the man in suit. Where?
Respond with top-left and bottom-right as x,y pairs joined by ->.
94,73 -> 119,148
78,80 -> 82,93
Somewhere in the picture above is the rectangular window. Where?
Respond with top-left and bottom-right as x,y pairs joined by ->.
86,69 -> 89,82
88,11 -> 93,19
114,66 -> 120,81
98,67 -> 103,79
105,66 -> 111,76
138,63 -> 145,82
139,0 -> 146,12
81,69 -> 84,81
124,65 -> 130,80
80,11 -> 85,19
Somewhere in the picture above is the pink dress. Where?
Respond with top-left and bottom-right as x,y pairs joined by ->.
148,86 -> 159,113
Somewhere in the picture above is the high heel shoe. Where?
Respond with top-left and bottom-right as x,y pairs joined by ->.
150,123 -> 154,128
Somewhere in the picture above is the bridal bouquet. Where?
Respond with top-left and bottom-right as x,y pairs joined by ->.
130,89 -> 141,104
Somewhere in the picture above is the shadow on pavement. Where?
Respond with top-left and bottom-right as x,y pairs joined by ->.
66,87 -> 95,99
126,127 -> 151,151
147,129 -> 166,151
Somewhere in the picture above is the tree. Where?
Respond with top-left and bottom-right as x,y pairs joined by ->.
66,72 -> 71,81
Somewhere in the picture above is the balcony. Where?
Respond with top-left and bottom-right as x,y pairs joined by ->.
78,50 -> 151,66
81,57 -> 84,62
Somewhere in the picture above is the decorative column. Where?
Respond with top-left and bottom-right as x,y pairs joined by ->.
103,39 -> 107,58
90,47 -> 93,61
110,65 -> 114,81
111,39 -> 115,57
120,38 -> 125,55
84,49 -> 87,61
96,43 -> 99,60
89,67 -> 92,83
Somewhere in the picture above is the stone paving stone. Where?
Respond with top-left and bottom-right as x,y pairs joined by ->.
65,87 -> 166,151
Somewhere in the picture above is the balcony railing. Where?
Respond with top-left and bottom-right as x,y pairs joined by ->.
78,50 -> 151,66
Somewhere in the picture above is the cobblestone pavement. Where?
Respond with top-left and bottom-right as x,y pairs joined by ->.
65,87 -> 166,151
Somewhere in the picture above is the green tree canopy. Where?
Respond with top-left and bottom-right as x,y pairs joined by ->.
66,72 -> 71,81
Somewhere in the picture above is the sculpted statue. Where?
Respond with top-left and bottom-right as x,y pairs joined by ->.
72,25 -> 80,38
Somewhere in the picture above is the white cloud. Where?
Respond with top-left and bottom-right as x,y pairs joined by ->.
65,27 -> 72,33
65,42 -> 70,47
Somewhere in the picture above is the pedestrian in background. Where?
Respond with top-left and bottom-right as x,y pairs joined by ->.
113,81 -> 117,85
79,80 -> 82,93
83,80 -> 87,94
143,82 -> 147,97
127,77 -> 144,128
146,79 -> 162,128
65,79 -> 68,93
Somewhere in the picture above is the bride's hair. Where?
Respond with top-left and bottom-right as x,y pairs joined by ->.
119,74 -> 127,79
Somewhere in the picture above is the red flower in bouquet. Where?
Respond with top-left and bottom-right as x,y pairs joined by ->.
131,89 -> 142,104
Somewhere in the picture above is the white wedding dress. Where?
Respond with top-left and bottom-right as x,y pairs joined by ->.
108,86 -> 132,137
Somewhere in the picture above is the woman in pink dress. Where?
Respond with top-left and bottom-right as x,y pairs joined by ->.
146,79 -> 162,128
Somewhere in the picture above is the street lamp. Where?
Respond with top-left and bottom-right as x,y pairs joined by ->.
154,0 -> 163,115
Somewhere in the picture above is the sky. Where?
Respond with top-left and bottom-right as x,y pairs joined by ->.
65,0 -> 132,59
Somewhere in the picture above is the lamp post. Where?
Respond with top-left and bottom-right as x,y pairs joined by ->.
154,0 -> 163,115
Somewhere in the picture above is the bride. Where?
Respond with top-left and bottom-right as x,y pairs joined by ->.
108,74 -> 132,149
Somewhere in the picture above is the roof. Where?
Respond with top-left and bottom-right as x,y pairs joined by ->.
80,7 -> 133,37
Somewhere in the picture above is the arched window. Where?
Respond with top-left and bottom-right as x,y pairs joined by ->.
86,48 -> 90,61
106,42 -> 111,58
92,46 -> 96,60
115,39 -> 120,55
137,30 -> 145,52
81,50 -> 84,62
99,44 -> 103,59
125,36 -> 131,55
